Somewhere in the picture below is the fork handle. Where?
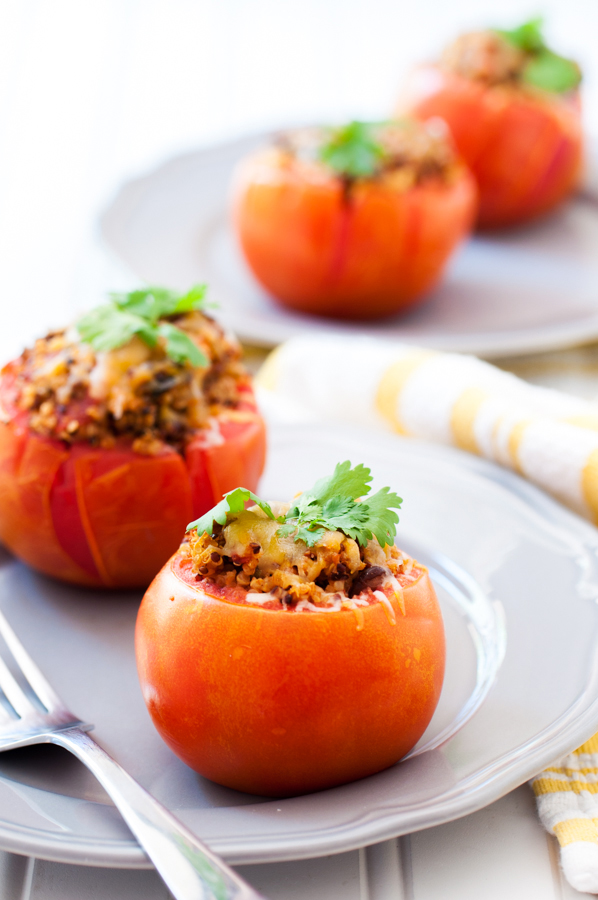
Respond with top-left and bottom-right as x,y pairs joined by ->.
51,727 -> 265,900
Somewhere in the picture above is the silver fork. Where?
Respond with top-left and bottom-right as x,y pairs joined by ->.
0,609 -> 265,900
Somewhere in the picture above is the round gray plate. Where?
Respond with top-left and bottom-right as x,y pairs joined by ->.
0,424 -> 597,867
100,131 -> 598,358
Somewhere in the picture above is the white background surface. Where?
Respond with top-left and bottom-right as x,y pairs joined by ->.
1,1 -> 597,897
1,0 -> 598,361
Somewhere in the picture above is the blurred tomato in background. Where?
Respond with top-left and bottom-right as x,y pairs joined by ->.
0,0 -> 596,360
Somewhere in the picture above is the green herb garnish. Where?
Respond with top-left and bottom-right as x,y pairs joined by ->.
522,50 -> 581,93
319,122 -> 385,179
496,17 -> 581,93
497,16 -> 545,53
188,488 -> 277,538
77,285 -> 210,367
187,461 -> 403,549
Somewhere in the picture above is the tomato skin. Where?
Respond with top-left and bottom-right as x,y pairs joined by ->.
400,66 -> 583,228
0,419 -> 97,585
232,152 -> 477,320
51,443 -> 194,588
135,553 -> 446,797
0,376 -> 266,588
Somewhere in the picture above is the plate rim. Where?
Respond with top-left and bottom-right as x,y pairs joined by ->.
1,425 -> 598,866
99,128 -> 598,360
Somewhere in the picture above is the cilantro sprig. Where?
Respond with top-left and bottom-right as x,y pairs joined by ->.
188,488 -> 277,538
496,17 -> 581,93
319,122 -> 385,180
187,461 -> 403,549
496,16 -> 545,54
523,50 -> 581,94
77,285 -> 210,367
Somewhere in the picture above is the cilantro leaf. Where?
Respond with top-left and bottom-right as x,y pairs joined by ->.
170,284 -> 210,315
282,462 -> 402,547
188,462 -> 403,549
77,305 -> 157,352
157,322 -> 208,367
77,283 -> 211,366
110,284 -> 208,322
319,122 -> 384,179
358,487 -> 403,547
286,461 -> 373,518
294,525 -> 327,546
277,522 -> 327,547
318,496 -> 355,521
283,462 -> 401,547
187,488 -> 276,536
523,50 -> 581,93
110,288 -> 169,322
497,17 -> 545,53
496,17 -> 581,93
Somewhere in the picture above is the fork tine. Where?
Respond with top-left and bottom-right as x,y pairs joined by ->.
0,700 -> 13,725
0,609 -> 64,713
0,654 -> 38,717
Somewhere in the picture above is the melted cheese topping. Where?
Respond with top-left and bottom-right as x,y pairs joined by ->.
88,337 -> 152,401
221,508 -> 348,578
191,507 -> 417,613
222,510 -> 299,574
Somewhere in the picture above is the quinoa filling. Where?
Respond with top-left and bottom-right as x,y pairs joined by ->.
273,120 -> 458,188
185,506 -> 419,611
442,30 -> 527,86
440,28 -> 581,92
1,311 -> 253,453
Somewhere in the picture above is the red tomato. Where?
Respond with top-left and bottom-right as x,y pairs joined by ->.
233,151 -> 477,319
0,374 -> 266,588
135,552 -> 446,797
400,66 -> 583,228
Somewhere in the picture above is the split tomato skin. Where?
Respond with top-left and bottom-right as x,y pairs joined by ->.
0,372 -> 266,588
401,66 -> 583,228
135,553 -> 446,797
0,417 -> 95,585
233,152 -> 477,319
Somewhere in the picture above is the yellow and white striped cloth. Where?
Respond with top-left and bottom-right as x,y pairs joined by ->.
532,736 -> 598,894
257,335 -> 598,523
256,334 -> 598,894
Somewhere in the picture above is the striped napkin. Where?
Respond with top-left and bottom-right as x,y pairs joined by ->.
256,334 -> 598,894
531,736 -> 598,894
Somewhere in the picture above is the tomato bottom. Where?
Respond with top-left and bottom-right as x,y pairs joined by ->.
234,160 -> 477,321
136,556 -> 446,796
401,67 -> 583,230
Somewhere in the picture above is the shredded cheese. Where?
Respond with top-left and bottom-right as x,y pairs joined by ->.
245,591 -> 277,606
296,597 -> 343,613
388,575 -> 406,616
374,590 -> 397,625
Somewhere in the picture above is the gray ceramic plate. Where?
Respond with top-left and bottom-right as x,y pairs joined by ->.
0,424 -> 598,868
100,131 -> 598,358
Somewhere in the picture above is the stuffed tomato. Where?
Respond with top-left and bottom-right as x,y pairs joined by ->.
399,19 -> 583,228
0,286 -> 266,588
232,120 -> 477,319
136,462 -> 445,796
